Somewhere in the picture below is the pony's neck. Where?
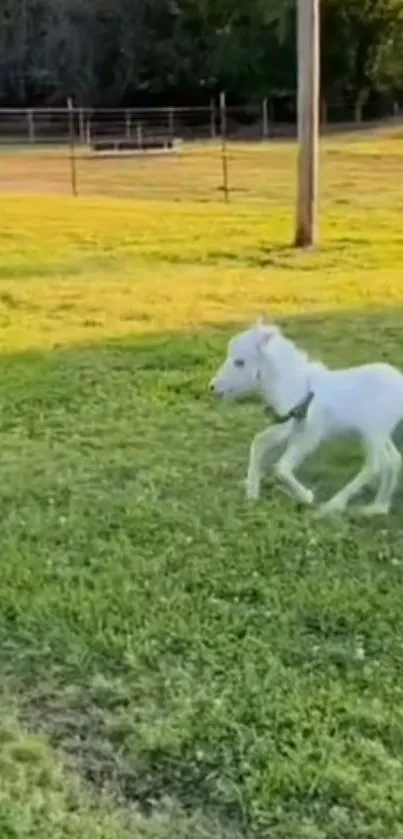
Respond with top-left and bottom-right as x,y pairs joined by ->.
258,337 -> 327,415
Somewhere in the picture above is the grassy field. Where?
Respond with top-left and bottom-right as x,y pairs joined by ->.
2,135 -> 403,838
1,131 -> 403,202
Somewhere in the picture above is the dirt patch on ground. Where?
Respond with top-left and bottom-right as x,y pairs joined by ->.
0,178 -> 69,194
21,684 -> 250,839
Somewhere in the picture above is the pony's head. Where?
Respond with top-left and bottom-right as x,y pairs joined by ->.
209,318 -> 279,399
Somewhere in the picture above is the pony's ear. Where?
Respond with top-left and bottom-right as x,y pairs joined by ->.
255,320 -> 279,351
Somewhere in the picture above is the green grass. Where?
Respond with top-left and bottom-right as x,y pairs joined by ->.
2,135 -> 403,838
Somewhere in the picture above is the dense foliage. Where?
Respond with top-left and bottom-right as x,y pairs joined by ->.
1,0 -> 403,110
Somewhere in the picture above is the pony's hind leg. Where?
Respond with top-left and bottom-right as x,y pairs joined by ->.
359,439 -> 402,516
384,440 -> 402,506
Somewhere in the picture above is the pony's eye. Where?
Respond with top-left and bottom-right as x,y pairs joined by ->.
234,359 -> 245,368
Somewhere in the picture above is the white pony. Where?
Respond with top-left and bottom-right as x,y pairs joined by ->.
210,319 -> 403,516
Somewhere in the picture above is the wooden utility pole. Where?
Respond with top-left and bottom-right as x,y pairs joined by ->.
220,92 -> 229,203
67,98 -> 77,197
295,0 -> 320,247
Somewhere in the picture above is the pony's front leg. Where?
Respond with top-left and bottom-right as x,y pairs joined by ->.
274,424 -> 322,506
245,420 -> 294,501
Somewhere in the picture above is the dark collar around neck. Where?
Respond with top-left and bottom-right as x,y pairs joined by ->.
264,389 -> 314,424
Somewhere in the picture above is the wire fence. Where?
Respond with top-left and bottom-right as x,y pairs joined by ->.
0,100 -> 402,202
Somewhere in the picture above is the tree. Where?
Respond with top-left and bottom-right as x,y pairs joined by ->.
0,0 -> 403,111
321,0 -> 403,120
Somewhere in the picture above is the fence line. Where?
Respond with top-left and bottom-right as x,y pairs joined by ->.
1,99 -> 402,148
0,99 -> 402,202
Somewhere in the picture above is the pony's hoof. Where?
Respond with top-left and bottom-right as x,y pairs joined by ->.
245,480 -> 260,501
315,500 -> 345,518
357,503 -> 389,517
300,489 -> 315,506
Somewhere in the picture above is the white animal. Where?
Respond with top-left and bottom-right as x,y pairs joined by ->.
210,319 -> 403,516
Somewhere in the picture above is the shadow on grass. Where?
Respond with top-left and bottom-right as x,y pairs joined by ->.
1,302 -> 402,516
2,305 -> 403,838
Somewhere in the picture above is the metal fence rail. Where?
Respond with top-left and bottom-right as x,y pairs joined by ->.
2,100 -> 400,147
0,103 -> 289,146
0,101 -> 401,202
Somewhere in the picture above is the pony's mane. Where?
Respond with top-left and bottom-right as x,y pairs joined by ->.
266,328 -> 327,375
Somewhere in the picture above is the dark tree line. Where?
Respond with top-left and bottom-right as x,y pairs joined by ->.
1,0 -> 403,113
